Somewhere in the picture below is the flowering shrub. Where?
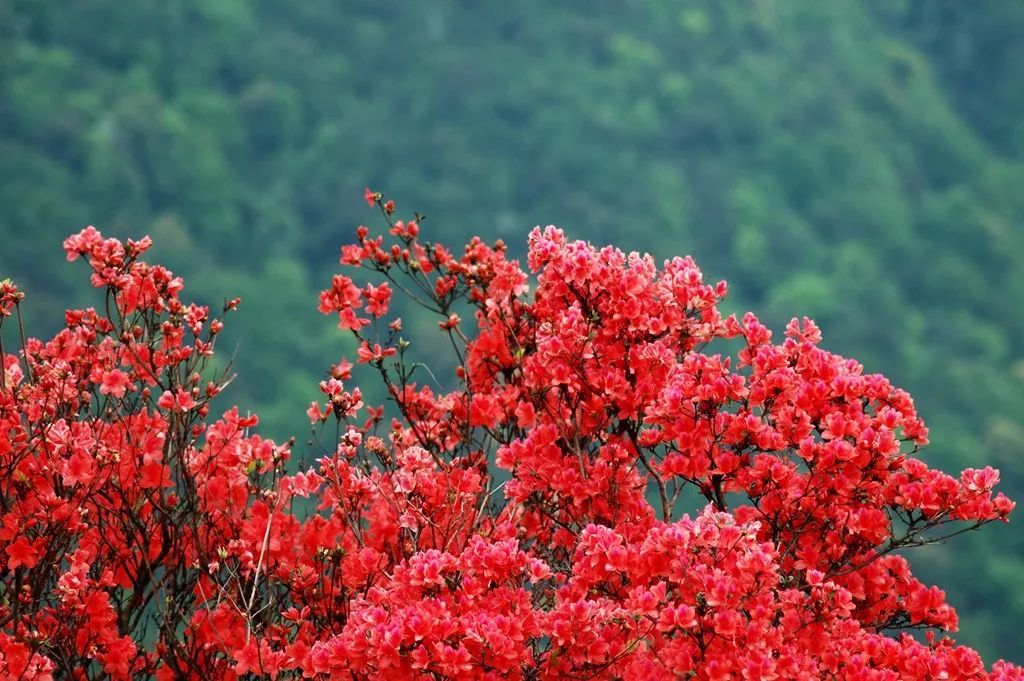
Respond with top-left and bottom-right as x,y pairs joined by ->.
0,191 -> 1021,679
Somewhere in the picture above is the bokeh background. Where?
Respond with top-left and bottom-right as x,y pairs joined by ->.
2,0 -> 1022,662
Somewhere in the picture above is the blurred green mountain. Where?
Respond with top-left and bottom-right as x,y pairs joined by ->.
1,0 -> 1022,662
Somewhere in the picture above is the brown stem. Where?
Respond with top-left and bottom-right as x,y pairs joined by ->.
14,302 -> 32,384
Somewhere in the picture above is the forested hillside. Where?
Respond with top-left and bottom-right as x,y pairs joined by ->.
2,0 -> 1022,661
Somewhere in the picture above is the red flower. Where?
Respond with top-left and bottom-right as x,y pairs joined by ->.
99,369 -> 132,398
63,449 -> 97,486
5,536 -> 39,570
157,388 -> 195,412
355,341 -> 396,364
364,282 -> 392,317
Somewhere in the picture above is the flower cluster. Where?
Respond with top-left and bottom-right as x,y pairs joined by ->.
0,193 -> 1019,679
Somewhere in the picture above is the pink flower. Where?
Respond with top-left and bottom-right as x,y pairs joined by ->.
99,369 -> 132,398
157,388 -> 195,412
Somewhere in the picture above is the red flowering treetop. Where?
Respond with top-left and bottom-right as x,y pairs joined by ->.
0,194 -> 1019,680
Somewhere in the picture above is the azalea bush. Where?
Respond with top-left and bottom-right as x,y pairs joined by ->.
0,191 -> 1021,680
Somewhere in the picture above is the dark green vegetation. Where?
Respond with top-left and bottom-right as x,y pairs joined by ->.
2,0 -> 1022,662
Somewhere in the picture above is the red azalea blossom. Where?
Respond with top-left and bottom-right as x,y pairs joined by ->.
0,279 -> 22,318
99,368 -> 132,398
0,200 -> 1018,679
364,282 -> 392,317
157,388 -> 196,412
6,536 -> 39,570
